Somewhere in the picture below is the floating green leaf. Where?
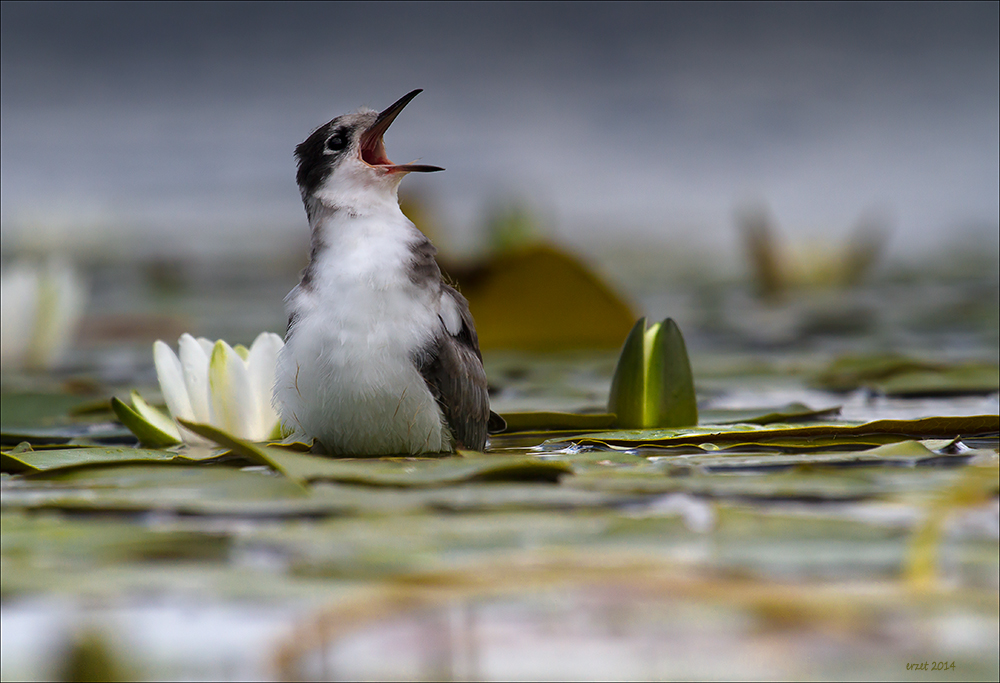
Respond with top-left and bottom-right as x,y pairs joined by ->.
10,463 -> 312,514
492,404 -> 840,435
1,391 -> 135,446
2,446 -> 180,474
0,392 -> 93,426
546,415 -> 1000,451
564,460 -> 972,501
261,448 -> 573,487
811,354 -> 934,391
0,423 -> 137,447
177,418 -> 305,486
498,412 -> 617,433
877,365 -> 1000,397
699,402 -> 841,425
812,353 -> 1000,396
608,317 -> 698,429
1,451 -> 37,474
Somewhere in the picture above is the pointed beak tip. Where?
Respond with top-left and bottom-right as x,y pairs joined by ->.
391,164 -> 444,174
375,89 -> 425,127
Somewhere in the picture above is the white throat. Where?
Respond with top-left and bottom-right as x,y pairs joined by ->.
306,160 -> 404,220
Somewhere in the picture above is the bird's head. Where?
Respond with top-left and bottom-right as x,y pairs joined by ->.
295,89 -> 442,213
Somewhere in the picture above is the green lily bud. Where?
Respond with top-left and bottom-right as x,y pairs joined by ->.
608,317 -> 698,429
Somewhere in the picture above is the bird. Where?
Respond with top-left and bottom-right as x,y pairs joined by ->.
274,89 -> 503,455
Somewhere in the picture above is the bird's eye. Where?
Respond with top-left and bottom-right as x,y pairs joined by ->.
325,134 -> 347,152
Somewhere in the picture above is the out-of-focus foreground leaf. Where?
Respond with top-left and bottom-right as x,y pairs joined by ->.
906,459 -> 1000,590
54,628 -> 136,683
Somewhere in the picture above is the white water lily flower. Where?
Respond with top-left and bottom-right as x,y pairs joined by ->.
123,332 -> 285,445
0,257 -> 87,370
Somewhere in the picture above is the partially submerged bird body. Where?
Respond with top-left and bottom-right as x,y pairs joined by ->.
274,91 -> 493,455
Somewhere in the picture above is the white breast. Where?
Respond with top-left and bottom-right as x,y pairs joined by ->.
274,207 -> 450,455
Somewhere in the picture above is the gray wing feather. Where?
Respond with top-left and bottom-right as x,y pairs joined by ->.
414,286 -> 491,451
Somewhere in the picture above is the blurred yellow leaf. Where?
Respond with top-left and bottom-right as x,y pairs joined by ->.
457,244 -> 637,350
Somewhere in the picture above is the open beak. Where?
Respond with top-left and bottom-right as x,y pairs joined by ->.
359,89 -> 444,174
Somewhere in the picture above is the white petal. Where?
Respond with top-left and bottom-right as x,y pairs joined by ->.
0,264 -> 39,368
1,258 -> 87,370
246,332 -> 284,439
153,340 -> 194,422
196,337 -> 214,357
45,258 -> 87,366
177,333 -> 212,423
32,257 -> 87,369
208,340 -> 258,439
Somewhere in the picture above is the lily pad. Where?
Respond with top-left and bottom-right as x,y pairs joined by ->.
545,415 -> 1000,451
181,418 -> 574,486
812,354 -> 1000,396
0,423 -> 138,447
876,366 -> 1000,397
1,446 -> 180,474
564,463 -> 958,501
263,448 -> 574,487
498,412 -> 617,433
699,403 -> 842,425
1,451 -> 36,474
177,419 -> 305,485
0,392 -> 94,425
0,391 -> 136,446
491,403 -> 842,434
1,510 -> 232,565
310,481 -> 643,514
10,464 -> 311,512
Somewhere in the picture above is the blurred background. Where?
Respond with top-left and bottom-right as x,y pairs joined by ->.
3,2 -> 998,256
2,1 -> 998,364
